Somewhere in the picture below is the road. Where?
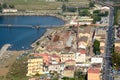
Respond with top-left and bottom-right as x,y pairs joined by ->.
104,4 -> 114,80
0,44 -> 11,59
95,0 -> 115,80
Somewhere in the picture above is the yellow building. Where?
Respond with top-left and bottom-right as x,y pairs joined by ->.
26,56 -> 44,76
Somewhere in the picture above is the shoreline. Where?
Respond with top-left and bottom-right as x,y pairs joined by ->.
0,12 -> 67,22
31,28 -> 57,48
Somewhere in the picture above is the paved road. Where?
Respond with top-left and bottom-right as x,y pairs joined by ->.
95,0 -> 115,80
0,44 -> 11,59
104,5 -> 114,80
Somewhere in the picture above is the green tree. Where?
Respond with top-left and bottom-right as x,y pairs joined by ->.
67,7 -> 76,12
0,4 -> 2,12
9,4 -> 15,8
89,1 -> 95,7
62,4 -> 66,12
2,3 -> 8,8
36,41 -> 40,46
93,15 -> 101,23
80,9 -> 90,16
93,10 -> 100,14
93,39 -> 100,55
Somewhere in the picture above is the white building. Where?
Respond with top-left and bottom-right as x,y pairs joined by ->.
69,16 -> 93,26
2,9 -> 18,13
91,57 -> 103,64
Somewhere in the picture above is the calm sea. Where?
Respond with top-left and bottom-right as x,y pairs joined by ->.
0,16 -> 65,50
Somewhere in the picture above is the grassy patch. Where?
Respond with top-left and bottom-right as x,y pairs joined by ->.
2,0 -> 89,10
3,0 -> 62,10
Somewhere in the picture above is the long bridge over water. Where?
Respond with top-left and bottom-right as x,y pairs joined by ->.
0,24 -> 64,29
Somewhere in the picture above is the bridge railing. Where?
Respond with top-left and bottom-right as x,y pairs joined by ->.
0,24 -> 64,28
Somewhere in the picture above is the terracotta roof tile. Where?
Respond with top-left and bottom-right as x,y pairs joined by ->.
65,59 -> 75,62
88,68 -> 100,74
64,66 -> 74,70
79,49 -> 86,54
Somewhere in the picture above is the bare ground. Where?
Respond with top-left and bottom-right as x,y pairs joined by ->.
0,50 -> 25,77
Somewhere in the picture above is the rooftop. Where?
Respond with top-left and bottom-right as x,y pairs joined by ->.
88,67 -> 100,74
79,49 -> 87,54
64,66 -> 75,70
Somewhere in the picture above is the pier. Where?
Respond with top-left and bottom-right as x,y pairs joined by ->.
0,24 -> 64,29
0,44 -> 11,58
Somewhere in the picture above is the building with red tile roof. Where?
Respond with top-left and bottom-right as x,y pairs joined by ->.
34,53 -> 50,66
65,59 -> 76,66
88,67 -> 101,80
50,54 -> 61,64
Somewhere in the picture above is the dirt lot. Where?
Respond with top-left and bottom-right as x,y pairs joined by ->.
0,50 -> 25,77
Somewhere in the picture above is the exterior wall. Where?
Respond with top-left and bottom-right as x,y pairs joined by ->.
51,56 -> 60,63
88,73 -> 100,80
78,41 -> 87,49
48,64 -> 60,73
79,33 -> 90,38
60,53 -> 75,62
63,70 -> 74,78
95,36 -> 102,41
100,42 -> 105,47
115,42 -> 120,47
65,60 -> 76,66
27,58 -> 43,76
75,53 -> 86,62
